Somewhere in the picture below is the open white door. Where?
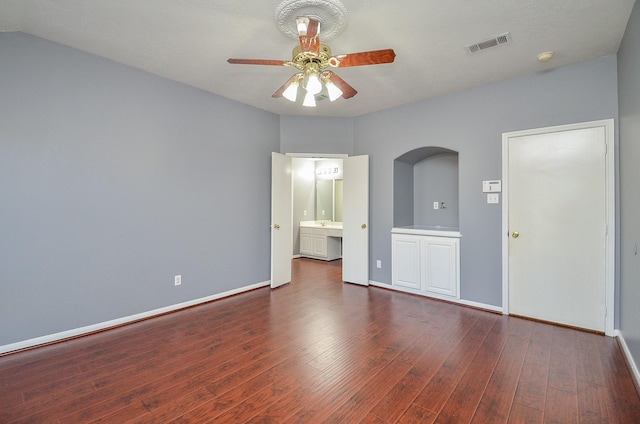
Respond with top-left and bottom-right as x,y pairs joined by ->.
271,152 -> 292,288
342,155 -> 369,285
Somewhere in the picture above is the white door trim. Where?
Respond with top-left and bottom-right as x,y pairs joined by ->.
501,119 -> 615,336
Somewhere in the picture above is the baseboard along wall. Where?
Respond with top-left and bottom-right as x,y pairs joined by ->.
0,280 -> 271,355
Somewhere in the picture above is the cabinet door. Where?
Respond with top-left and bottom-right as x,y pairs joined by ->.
300,231 -> 313,255
392,235 -> 421,289
422,238 -> 459,297
312,234 -> 327,257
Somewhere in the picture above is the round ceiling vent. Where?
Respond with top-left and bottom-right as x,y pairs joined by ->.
274,0 -> 348,41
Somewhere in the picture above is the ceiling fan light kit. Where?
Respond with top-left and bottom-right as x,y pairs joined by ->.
303,91 -> 317,107
324,76 -> 343,101
282,76 -> 302,101
228,0 -> 396,108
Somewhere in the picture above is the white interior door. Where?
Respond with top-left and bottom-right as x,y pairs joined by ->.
271,152 -> 292,288
342,155 -> 369,285
503,120 -> 614,333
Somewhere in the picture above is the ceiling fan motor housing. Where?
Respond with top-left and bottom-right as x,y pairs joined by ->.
291,42 -> 333,71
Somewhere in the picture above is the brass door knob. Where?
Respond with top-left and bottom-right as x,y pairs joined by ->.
361,224 -> 367,229
273,224 -> 280,229
512,231 -> 519,238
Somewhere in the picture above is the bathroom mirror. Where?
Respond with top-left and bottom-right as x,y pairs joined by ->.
316,179 -> 343,221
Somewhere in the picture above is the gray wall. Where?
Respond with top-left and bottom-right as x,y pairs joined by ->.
0,33 -> 279,346
354,56 -> 619,306
413,153 -> 459,228
280,116 -> 353,155
393,160 -> 414,227
618,1 -> 640,373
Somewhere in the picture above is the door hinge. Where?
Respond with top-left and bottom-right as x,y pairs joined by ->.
604,142 -> 608,155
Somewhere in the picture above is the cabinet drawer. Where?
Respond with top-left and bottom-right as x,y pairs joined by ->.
300,227 -> 313,235
325,229 -> 342,237
312,228 -> 327,236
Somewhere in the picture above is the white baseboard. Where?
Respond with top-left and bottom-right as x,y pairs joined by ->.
368,280 -> 503,313
616,330 -> 640,394
0,280 -> 271,355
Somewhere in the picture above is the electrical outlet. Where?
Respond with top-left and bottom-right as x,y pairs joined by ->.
174,275 -> 182,286
487,193 -> 499,204
376,260 -> 382,269
433,202 -> 439,210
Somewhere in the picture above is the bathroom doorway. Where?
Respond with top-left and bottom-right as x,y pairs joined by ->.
270,153 -> 369,287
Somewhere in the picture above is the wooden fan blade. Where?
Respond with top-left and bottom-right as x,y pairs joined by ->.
331,49 -> 396,67
325,71 -> 357,99
272,74 -> 301,98
296,16 -> 320,55
227,58 -> 288,66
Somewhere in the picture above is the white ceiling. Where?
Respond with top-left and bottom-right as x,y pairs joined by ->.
0,0 -> 635,117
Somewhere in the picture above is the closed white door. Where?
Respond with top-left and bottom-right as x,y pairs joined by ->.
270,152 -> 292,288
503,120 -> 614,333
342,155 -> 369,285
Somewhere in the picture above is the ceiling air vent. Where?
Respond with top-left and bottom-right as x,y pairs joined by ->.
465,32 -> 512,54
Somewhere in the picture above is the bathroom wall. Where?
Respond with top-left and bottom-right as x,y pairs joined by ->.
292,158 -> 316,254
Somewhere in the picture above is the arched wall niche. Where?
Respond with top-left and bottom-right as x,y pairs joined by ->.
393,146 -> 459,229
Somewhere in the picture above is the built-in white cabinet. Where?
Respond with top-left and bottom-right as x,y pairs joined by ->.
392,227 -> 461,299
300,223 -> 342,261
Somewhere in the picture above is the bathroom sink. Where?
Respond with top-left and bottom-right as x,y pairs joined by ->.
323,222 -> 343,229
300,221 -> 343,229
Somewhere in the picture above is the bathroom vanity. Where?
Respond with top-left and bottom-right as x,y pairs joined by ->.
299,221 -> 343,261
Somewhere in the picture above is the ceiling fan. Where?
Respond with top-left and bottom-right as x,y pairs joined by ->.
227,16 -> 396,107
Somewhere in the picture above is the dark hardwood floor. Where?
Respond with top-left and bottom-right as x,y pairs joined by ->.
1,258 -> 639,423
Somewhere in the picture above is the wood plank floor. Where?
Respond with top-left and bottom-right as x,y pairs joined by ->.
1,258 -> 639,423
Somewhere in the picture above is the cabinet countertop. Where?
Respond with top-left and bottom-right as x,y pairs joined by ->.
391,226 -> 462,238
300,221 -> 343,230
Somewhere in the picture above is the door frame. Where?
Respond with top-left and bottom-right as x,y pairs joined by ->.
501,119 -> 615,336
280,153 -> 369,285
